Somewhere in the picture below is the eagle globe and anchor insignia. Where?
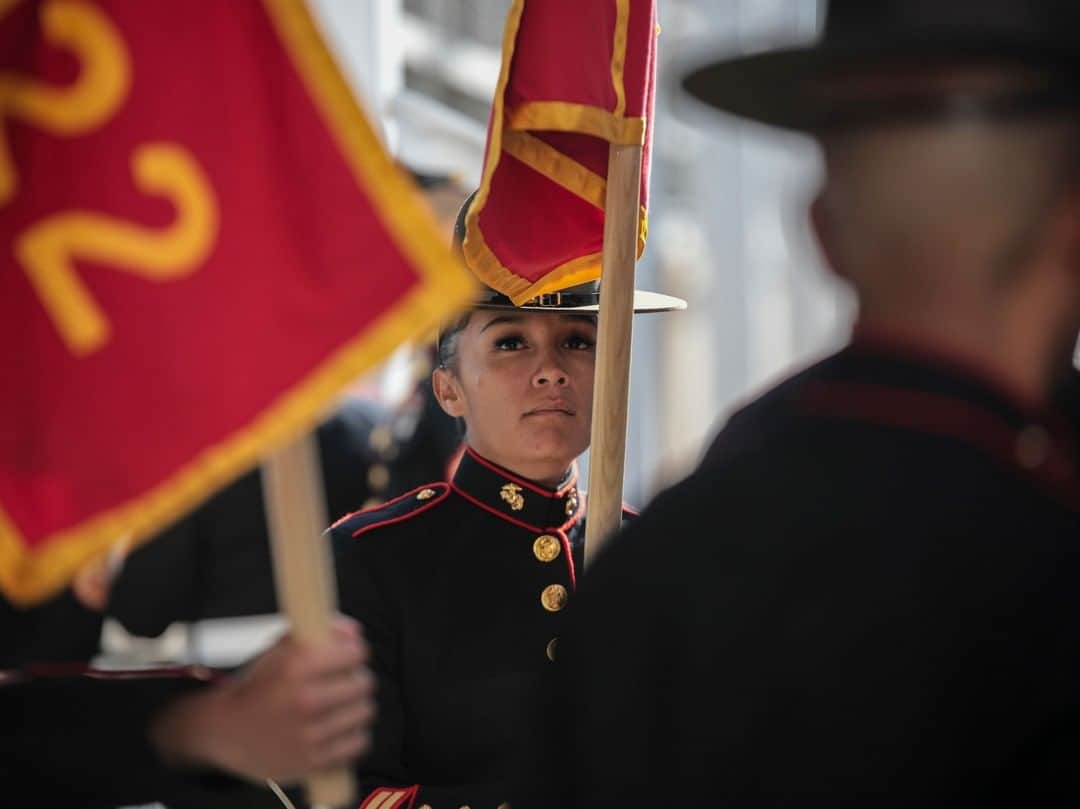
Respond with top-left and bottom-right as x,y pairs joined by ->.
500,482 -> 525,511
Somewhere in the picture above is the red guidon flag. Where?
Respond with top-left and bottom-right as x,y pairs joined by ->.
463,0 -> 656,304
0,0 -> 474,605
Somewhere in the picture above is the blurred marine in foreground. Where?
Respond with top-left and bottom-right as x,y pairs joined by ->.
523,1 -> 1080,806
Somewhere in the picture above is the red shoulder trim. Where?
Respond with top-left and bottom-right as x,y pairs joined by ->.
358,784 -> 419,809
329,482 -> 448,531
621,502 -> 640,518
349,483 -> 451,538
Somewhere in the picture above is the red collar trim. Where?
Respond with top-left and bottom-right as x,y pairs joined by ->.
465,447 -> 579,498
451,482 -> 586,533
451,483 -> 545,532
850,323 -> 1048,413
803,380 -> 1080,508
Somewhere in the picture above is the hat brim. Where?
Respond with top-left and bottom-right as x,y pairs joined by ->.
679,35 -> 1080,132
474,288 -> 687,314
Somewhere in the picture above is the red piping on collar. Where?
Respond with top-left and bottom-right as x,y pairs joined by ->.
805,381 -> 1020,450
803,381 -> 1080,507
465,447 -> 579,498
453,484 -> 582,587
452,483 -> 545,532
452,479 -> 587,533
850,324 -> 1047,412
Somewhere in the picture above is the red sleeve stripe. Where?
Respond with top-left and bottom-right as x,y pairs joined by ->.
358,785 -> 419,809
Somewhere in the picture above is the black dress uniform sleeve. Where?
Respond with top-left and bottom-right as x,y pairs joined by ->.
0,669 -> 283,808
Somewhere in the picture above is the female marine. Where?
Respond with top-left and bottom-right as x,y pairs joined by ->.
330,197 -> 682,809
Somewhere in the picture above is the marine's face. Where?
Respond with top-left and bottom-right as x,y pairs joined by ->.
434,310 -> 596,484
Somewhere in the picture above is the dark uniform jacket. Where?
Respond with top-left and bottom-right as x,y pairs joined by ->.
522,339 -> 1080,808
107,398 -> 390,636
0,664 -> 283,808
330,446 -> 628,809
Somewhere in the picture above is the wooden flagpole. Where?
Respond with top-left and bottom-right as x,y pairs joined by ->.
261,433 -> 355,808
584,142 -> 643,568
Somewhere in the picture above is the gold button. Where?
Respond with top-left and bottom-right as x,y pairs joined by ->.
541,584 -> 568,612
546,638 -> 558,661
418,805 -> 432,809
416,487 -> 437,501
533,534 -> 561,562
367,463 -> 390,491
368,425 -> 394,453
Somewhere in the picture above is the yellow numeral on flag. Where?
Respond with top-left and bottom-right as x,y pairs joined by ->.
0,0 -> 131,205
16,143 -> 220,356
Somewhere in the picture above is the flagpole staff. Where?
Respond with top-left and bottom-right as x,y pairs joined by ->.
261,434 -> 355,809
584,142 -> 644,568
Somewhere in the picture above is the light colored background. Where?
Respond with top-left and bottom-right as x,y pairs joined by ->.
312,0 -> 854,504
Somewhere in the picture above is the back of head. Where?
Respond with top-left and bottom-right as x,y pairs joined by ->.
815,68 -> 1080,308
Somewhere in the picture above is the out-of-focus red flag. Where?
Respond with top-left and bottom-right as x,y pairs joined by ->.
0,0 -> 474,606
464,0 -> 656,304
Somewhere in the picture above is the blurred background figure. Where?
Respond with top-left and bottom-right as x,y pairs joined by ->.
519,1 -> 1080,807
103,375 -> 461,664
0,543 -> 125,668
102,395 -> 391,667
98,170 -> 466,670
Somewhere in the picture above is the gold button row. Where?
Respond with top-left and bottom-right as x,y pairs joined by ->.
535,536 -> 565,662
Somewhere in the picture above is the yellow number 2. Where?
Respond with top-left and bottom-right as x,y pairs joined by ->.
0,0 -> 131,205
16,143 -> 219,356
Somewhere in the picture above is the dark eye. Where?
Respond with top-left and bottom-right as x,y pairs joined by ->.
564,332 -> 596,350
494,334 -> 526,351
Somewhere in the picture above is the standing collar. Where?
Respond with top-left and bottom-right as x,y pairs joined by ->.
803,340 -> 1080,507
846,329 -> 1061,427
451,447 -> 582,531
